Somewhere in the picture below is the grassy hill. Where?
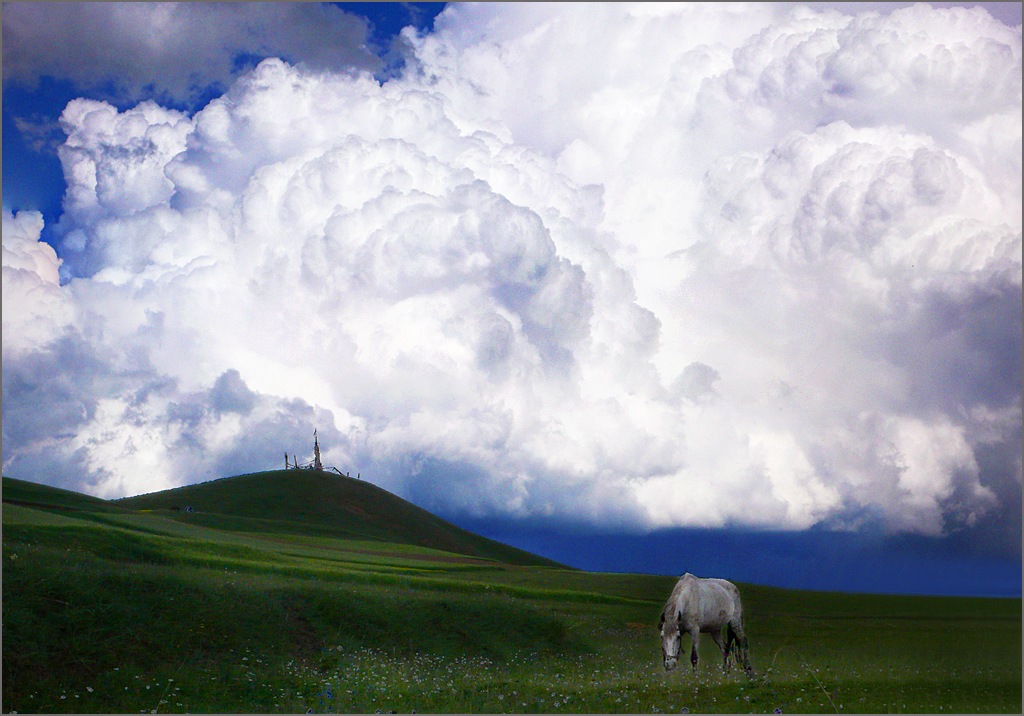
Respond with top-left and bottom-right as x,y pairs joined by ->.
2,476 -> 124,514
3,474 -> 1021,714
115,469 -> 563,567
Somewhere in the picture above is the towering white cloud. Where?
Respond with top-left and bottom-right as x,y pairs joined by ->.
2,4 -> 1020,544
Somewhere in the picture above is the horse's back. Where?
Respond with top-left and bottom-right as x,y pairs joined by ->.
707,578 -> 743,612
674,575 -> 741,630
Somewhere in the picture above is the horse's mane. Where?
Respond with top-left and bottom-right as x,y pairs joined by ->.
660,599 -> 679,634
660,573 -> 692,634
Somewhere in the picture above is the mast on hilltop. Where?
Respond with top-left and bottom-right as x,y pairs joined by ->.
313,429 -> 323,472
284,429 -> 357,478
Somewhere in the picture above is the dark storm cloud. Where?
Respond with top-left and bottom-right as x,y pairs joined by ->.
2,2 -> 381,106
1,335 -> 99,445
453,516 -> 1022,596
211,369 -> 257,416
888,279 -> 1022,413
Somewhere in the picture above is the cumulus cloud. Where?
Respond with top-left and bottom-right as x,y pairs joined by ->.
1,4 -> 1020,550
2,209 -> 75,354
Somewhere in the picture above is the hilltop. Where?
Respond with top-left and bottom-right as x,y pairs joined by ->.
7,470 -> 562,568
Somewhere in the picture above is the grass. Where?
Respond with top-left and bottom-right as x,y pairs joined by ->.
3,474 -> 1020,713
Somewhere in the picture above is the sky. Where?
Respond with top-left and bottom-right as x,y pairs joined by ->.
2,2 -> 1021,596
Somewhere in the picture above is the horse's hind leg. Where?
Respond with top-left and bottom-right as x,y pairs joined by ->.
725,623 -> 741,673
689,628 -> 701,671
728,621 -> 753,677
710,630 -> 731,672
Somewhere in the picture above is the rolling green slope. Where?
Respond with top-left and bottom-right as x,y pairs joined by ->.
3,474 -> 1020,714
2,475 -> 124,514
115,470 -> 563,567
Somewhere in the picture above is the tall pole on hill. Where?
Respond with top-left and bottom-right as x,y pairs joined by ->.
313,429 -> 323,472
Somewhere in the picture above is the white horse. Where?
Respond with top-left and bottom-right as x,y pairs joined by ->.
658,573 -> 752,675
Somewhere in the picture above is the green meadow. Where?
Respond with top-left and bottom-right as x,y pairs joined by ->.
2,472 -> 1020,714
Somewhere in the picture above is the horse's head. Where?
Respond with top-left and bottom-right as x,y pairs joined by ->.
659,610 -> 682,671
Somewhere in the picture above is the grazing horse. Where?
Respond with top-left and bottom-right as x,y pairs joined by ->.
658,573 -> 752,675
